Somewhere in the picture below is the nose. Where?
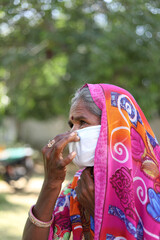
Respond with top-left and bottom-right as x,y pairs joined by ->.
71,124 -> 80,132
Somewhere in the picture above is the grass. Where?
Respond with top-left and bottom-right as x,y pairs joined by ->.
0,163 -> 77,240
0,176 -> 43,240
0,193 -> 30,239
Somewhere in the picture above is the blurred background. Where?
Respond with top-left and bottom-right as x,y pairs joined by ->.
0,0 -> 160,239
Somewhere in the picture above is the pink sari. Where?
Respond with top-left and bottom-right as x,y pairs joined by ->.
88,84 -> 160,240
49,83 -> 160,240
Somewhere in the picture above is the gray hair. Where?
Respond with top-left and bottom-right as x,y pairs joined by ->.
71,87 -> 102,118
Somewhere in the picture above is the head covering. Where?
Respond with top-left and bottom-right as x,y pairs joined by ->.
70,83 -> 160,240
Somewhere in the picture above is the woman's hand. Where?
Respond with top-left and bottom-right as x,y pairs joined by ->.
22,131 -> 80,240
75,167 -> 95,217
42,131 -> 80,188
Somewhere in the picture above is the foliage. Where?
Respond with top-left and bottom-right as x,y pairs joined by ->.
0,0 -> 160,119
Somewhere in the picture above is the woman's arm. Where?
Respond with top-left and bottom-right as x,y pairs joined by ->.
22,132 -> 79,240
22,182 -> 61,240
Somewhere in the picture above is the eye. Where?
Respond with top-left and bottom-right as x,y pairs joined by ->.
79,120 -> 88,127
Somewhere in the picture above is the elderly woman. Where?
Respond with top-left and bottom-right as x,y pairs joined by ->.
23,84 -> 160,240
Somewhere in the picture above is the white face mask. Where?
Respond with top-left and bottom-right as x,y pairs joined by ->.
68,125 -> 101,168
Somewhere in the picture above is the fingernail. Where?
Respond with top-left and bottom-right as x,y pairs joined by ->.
71,151 -> 76,157
70,132 -> 76,136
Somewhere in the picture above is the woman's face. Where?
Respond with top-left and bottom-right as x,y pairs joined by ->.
68,99 -> 101,131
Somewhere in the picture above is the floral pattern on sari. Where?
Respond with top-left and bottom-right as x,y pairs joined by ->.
52,184 -> 72,239
110,167 -> 136,220
48,84 -> 160,240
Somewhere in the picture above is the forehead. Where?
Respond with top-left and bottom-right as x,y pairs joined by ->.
69,99 -> 101,125
69,98 -> 98,120
69,99 -> 89,117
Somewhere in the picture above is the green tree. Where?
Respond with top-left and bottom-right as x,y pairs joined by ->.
0,0 -> 160,119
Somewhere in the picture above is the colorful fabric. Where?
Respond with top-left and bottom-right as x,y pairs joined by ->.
70,170 -> 94,240
49,83 -> 160,240
88,84 -> 160,240
50,170 -> 94,239
49,183 -> 72,240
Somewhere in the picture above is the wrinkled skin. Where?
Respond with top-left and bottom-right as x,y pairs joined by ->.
22,98 -> 100,240
69,99 -> 100,217
42,131 -> 80,186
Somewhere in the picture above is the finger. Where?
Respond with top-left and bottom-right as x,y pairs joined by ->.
42,132 -> 77,159
48,130 -> 77,146
42,131 -> 71,153
41,145 -> 52,168
58,151 -> 77,168
53,132 -> 80,156
52,131 -> 70,143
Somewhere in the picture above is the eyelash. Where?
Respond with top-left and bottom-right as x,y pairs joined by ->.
68,120 -> 87,129
80,120 -> 87,126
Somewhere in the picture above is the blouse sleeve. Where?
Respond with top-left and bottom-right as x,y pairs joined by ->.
48,183 -> 72,240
